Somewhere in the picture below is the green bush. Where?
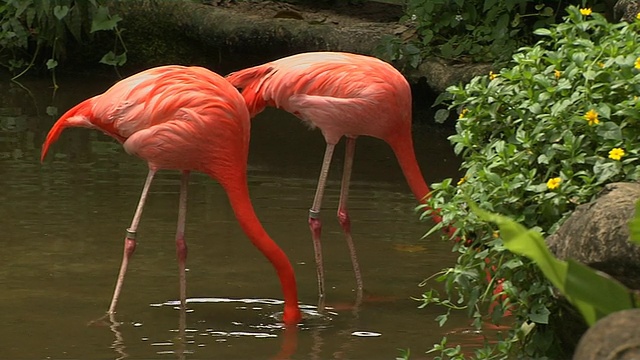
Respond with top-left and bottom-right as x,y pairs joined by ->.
376,0 -> 609,68
377,0 -> 558,67
0,0 -> 126,85
421,6 -> 640,358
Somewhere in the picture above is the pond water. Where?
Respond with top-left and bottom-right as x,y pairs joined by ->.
0,70 -> 498,359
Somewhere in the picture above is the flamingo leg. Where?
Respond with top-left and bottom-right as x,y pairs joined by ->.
337,137 -> 363,301
108,167 -> 157,314
309,143 -> 336,308
176,171 -> 190,311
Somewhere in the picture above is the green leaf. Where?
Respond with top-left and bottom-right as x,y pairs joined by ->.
565,259 -> 634,315
434,109 -> 450,124
14,0 -> 31,17
470,202 -> 567,289
436,313 -> 448,327
46,59 -> 58,69
596,122 -> 622,141
550,99 -> 572,116
511,13 -> 521,27
528,304 -> 550,324
485,171 -> 502,185
53,5 -> 69,20
91,6 -> 122,32
45,106 -> 58,116
597,103 -> 612,119
483,0 -> 497,13
628,199 -> 640,246
99,51 -> 127,66
593,161 -> 620,183
534,28 -> 552,36
469,201 -> 637,326
540,7 -> 554,17
65,4 -> 84,43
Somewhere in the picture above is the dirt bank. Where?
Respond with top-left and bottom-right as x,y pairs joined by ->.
115,1 -> 490,93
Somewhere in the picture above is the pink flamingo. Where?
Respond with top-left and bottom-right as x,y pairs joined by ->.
41,65 -> 302,324
226,52 -> 455,305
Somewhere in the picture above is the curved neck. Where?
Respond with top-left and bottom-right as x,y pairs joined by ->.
389,137 -> 443,222
389,137 -> 458,238
218,174 -> 302,324
388,136 -> 431,203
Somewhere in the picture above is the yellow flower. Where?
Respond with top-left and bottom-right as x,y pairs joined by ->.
492,231 -> 500,239
636,12 -> 640,20
609,148 -> 625,161
580,8 -> 592,16
547,177 -> 562,190
458,108 -> 469,119
584,109 -> 599,126
554,69 -> 561,79
489,71 -> 498,80
635,57 -> 640,70
457,176 -> 467,186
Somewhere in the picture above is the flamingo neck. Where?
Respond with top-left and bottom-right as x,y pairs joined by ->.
389,137 -> 448,227
389,138 -> 459,239
218,174 -> 302,324
388,136 -> 431,203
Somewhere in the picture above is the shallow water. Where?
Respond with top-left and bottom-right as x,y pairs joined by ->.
0,72 -> 497,359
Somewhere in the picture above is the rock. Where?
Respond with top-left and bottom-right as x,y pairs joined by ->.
614,0 -> 640,22
407,57 -> 493,94
546,182 -> 640,289
573,308 -> 640,360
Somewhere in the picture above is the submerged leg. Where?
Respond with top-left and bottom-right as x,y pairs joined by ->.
176,171 -> 190,311
309,143 -> 336,310
108,168 -> 157,314
337,137 -> 363,301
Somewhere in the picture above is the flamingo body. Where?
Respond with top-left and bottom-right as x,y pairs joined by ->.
229,52 -> 411,145
227,52 -> 451,307
43,66 -> 246,178
41,65 -> 302,324
227,52 -> 430,203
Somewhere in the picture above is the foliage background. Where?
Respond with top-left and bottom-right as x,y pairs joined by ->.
375,0 -> 609,69
420,5 -> 640,359
0,0 -> 125,85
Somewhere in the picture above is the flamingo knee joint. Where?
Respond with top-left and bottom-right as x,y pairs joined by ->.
125,228 -> 137,240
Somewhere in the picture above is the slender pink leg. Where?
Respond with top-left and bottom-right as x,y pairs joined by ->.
309,143 -> 336,309
337,137 -> 363,302
108,168 -> 157,314
176,171 -> 190,312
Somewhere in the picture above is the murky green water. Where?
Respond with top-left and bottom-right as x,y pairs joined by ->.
0,72 -> 494,359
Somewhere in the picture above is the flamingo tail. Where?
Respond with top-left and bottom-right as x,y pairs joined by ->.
226,66 -> 273,117
41,100 -> 93,163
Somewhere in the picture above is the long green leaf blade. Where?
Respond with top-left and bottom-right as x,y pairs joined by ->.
628,199 -> 640,246
565,259 -> 634,314
469,201 -> 637,325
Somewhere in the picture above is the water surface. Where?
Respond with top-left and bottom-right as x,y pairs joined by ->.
0,72 -> 494,359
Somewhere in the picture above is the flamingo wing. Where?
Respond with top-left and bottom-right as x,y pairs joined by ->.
42,66 -> 250,172
287,94 -> 376,144
226,52 -> 411,139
